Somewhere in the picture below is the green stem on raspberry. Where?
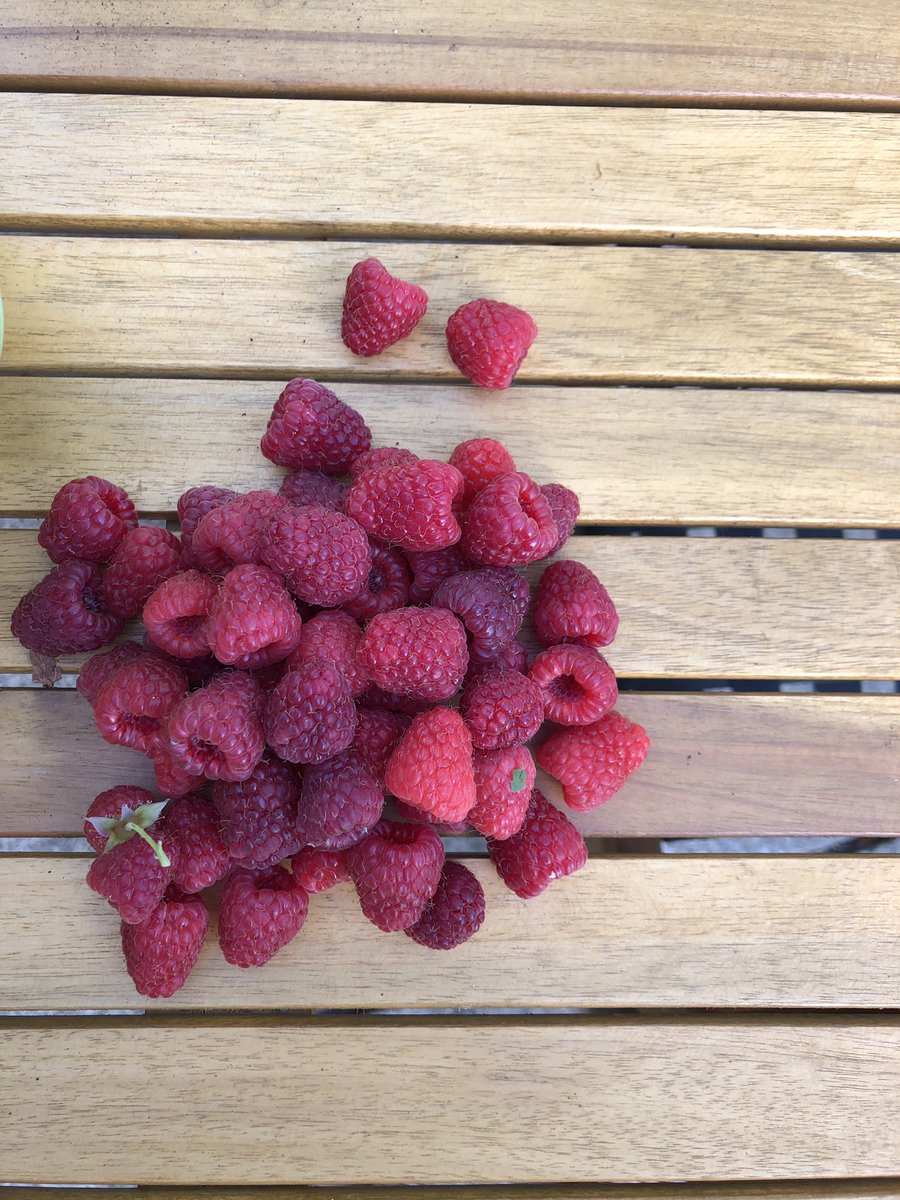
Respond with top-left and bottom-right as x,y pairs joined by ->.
125,821 -> 171,868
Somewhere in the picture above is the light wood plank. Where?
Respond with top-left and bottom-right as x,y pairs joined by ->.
7,237 -> 900,385
1,377 -> 897,528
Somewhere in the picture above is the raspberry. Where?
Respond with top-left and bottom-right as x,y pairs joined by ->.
178,485 -> 237,568
290,846 -> 350,893
488,789 -> 587,898
214,752 -> 302,867
143,570 -> 219,659
260,503 -> 371,607
206,563 -> 302,670
285,610 -> 368,698
446,298 -> 537,391
350,446 -> 420,480
533,560 -> 619,648
541,483 -> 580,553
166,670 -> 265,781
144,636 -> 219,688
394,799 -> 471,836
385,706 -> 475,823
260,378 -> 371,472
94,655 -> 188,753
191,490 -> 288,575
263,660 -> 357,765
121,888 -> 209,998
349,706 -> 410,786
76,640 -> 145,706
341,257 -> 428,356
346,459 -> 464,552
342,542 -> 411,621
219,865 -> 309,968
470,745 -> 535,840
359,607 -> 468,701
405,544 -> 473,604
83,784 -> 158,852
464,638 -> 529,683
449,438 -> 517,505
346,819 -> 444,932
100,526 -> 183,618
460,669 -> 544,750
279,469 -> 348,512
405,861 -> 486,950
164,795 -> 231,892
149,737 -> 202,797
529,643 -> 618,726
535,711 -> 650,811
432,567 -> 529,664
87,826 -> 173,924
296,750 -> 384,850
38,476 -> 137,563
461,472 -> 557,566
11,559 -> 124,657
359,685 -> 433,716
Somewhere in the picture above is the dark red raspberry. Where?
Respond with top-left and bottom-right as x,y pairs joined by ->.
279,469 -> 348,512
346,819 -> 444,932
529,643 -> 618,725
178,485 -> 237,568
149,736 -> 202,797
191,490 -> 288,575
449,438 -> 517,505
461,472 -> 557,566
385,706 -> 475,823
144,636 -> 219,688
76,640 -> 145,706
460,668 -> 544,750
261,378 -> 371,472
346,459 -> 464,551
470,745 -> 535,840
263,660 -> 357,765
260,503 -> 371,607
164,795 -> 231,892
11,559 -> 124,657
296,749 -> 384,850
143,570 -> 219,659
432,567 -> 528,664
219,865 -> 309,968
121,887 -> 208,998
166,670 -> 265,781
359,607 -> 468,702
214,752 -> 302,867
290,846 -> 350,893
342,542 -> 411,621
359,685 -> 433,716
285,610 -> 368,698
87,826 -> 173,924
350,446 -> 419,480
38,476 -> 137,563
446,298 -> 537,391
534,559 -> 619,647
535,711 -> 650,811
488,789 -> 587,898
341,257 -> 428,356
541,483 -> 580,552
405,544 -> 474,604
349,706 -> 411,786
206,563 -> 302,670
100,525 -> 183,619
94,655 -> 188,753
464,638 -> 529,683
83,784 -> 158,852
394,799 -> 471,836
405,861 -> 486,950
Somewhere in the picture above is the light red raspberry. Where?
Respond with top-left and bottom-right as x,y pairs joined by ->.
359,607 -> 468,701
76,640 -> 145,706
165,670 -> 265,782
263,660 -> 357,765
341,257 -> 428,356
100,526 -> 183,619
121,888 -> 209,998
346,458 -> 464,551
349,706 -> 411,786
446,298 -> 537,391
295,749 -> 384,850
94,655 -> 188,753
535,711 -> 650,811
461,471 -> 557,566
346,819 -> 444,932
488,789 -> 587,898
38,476 -> 137,563
470,745 -> 535,840
11,559 -> 124,658
541,482 -> 580,552
342,542 -> 411,621
143,570 -> 219,659
449,438 -> 517,505
385,706 -> 476,823
279,469 -> 348,512
405,861 -> 486,950
432,566 -> 529,664
350,446 -> 419,479
214,752 -> 302,867
191,490 -> 288,575
260,378 -> 371,472
285,610 -> 368,698
290,846 -> 350,893
529,643 -> 618,726
206,563 -> 303,670
534,559 -> 619,647
219,865 -> 309,968
460,668 -> 544,750
260,503 -> 371,606
87,828 -> 173,925
163,795 -> 231,893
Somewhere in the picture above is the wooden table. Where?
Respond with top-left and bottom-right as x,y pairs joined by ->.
2,4 -> 900,1195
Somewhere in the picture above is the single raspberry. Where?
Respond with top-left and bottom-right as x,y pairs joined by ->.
349,706 -> 411,786
449,438 -> 517,505
261,378 -> 371,472
394,799 -> 471,836
76,640 -> 145,706
385,706 -> 475,823
541,483 -> 580,552
290,846 -> 350,893
461,472 -> 557,566
464,638 -> 529,683
470,745 -> 535,840
219,865 -> 309,968
143,570 -> 219,659
164,795 -> 231,892
346,819 -> 444,932
432,566 -> 530,664
166,670 -> 265,782
83,785 -> 158,852
359,607 -> 468,701
460,669 -> 544,750
214,752 -> 302,867
11,559 -> 125,657
296,750 -> 384,850
446,298 -> 537,391
535,711 -> 650,811
350,446 -> 419,480
341,257 -> 428,356
346,459 -> 464,552
178,485 -> 237,568
121,887 -> 209,998
405,861 -> 486,950
264,660 -> 357,765
191,490 -> 288,575
206,563 -> 302,670
342,542 -> 411,621
488,789 -> 587,898
285,610 -> 368,698
94,655 -> 188,753
529,643 -> 618,726
279,469 -> 348,512
38,476 -> 137,563
405,544 -> 474,604
260,503 -> 371,607
87,824 -> 173,924
534,560 -> 619,647
100,526 -> 183,619
149,736 -> 202,797
359,685 -> 433,716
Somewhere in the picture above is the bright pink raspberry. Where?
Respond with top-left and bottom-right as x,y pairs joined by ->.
536,711 -> 650,811
541,483 -> 580,552
470,745 -> 535,840
296,749 -> 384,850
285,610 -> 368,698
350,446 -> 419,480
346,459 -> 464,551
214,752 -> 302,867
177,485 -> 237,568
290,846 -> 350,893
279,469 -> 348,512
393,799 -> 471,836
529,643 -> 618,726
349,706 -> 411,786
143,570 -> 219,659
83,784 -> 158,853
163,795 -> 231,892
488,788 -> 586,898
405,861 -> 486,950
359,607 -> 468,702
206,563 -> 302,670
87,828 -> 173,925
341,257 -> 428,356
11,559 -> 124,658
260,378 -> 371,473
342,542 -> 410,621
38,476 -> 137,563
76,640 -> 145,706
463,638 -> 529,684
263,660 -> 357,765
219,865 -> 309,968
385,706 -> 476,823
405,544 -> 474,604
534,559 -> 619,647
191,490 -> 288,575
449,438 -> 517,506
260,503 -> 371,607
121,887 -> 208,998
166,670 -> 265,782
461,472 -> 557,566
100,526 -> 183,619
94,655 -> 188,753
149,736 -> 202,797
346,819 -> 444,932
446,298 -> 537,391
460,668 -> 544,750
432,567 -> 528,664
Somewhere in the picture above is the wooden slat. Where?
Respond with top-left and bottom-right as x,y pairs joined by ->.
7,96 -> 900,246
11,1190 -> 900,1200
3,2 -> 900,107
2,377 -> 897,528
7,237 -> 900,385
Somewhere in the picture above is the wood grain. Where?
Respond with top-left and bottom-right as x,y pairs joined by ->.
2,377 -> 898,527
8,237 -> 900,385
